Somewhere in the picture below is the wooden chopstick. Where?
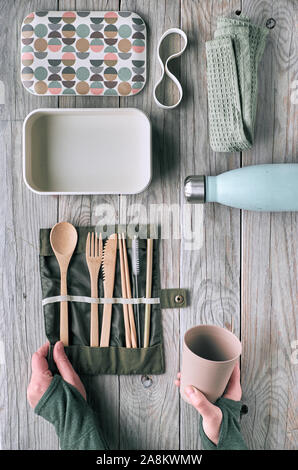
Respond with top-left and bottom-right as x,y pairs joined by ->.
121,233 -> 138,348
143,238 -> 153,348
118,234 -> 132,348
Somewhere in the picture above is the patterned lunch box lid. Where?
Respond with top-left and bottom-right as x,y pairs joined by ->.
21,11 -> 146,96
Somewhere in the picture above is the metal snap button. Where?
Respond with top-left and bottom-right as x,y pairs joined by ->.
141,375 -> 153,388
175,294 -> 184,304
266,18 -> 276,29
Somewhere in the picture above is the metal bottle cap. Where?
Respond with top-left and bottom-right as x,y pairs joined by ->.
184,175 -> 205,203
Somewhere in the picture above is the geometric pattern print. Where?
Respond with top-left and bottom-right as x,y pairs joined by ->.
21,11 -> 146,96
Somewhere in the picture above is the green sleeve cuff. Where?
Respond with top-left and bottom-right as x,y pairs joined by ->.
34,374 -> 107,450
34,374 -> 64,418
199,398 -> 248,450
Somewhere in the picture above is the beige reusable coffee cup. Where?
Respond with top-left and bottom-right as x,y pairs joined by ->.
180,325 -> 241,404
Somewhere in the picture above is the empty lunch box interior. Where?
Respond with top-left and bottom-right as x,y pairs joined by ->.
23,109 -> 151,194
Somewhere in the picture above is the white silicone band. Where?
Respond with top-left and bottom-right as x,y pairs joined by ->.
153,28 -> 188,109
42,295 -> 160,306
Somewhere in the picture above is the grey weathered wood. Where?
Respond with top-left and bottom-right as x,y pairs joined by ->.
56,0 -> 121,450
0,0 -> 59,122
0,121 -> 58,450
0,0 -> 59,450
0,0 -> 297,451
241,0 -> 298,450
118,0 -> 181,450
179,0 -> 241,449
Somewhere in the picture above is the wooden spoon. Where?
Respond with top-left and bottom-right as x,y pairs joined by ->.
50,222 -> 78,346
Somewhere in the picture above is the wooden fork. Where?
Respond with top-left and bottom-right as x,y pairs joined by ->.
86,232 -> 103,346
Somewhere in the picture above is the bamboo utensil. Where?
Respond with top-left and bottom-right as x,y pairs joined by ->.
143,238 -> 153,348
121,233 -> 137,348
50,222 -> 78,346
100,234 -> 117,347
132,235 -> 141,348
86,232 -> 103,347
118,234 -> 132,348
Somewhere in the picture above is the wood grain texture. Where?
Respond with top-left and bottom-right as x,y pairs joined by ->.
0,0 -> 59,122
0,0 -> 59,450
241,0 -> 298,450
56,0 -> 121,450
0,0 -> 297,451
0,121 -> 58,449
118,0 -> 181,450
179,0 -> 241,449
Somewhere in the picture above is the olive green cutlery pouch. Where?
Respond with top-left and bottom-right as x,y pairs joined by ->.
39,225 -> 187,376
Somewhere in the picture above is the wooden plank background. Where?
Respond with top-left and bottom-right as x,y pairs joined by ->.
0,0 -> 297,450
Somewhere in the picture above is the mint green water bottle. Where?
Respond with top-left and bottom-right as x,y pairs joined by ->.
184,164 -> 298,211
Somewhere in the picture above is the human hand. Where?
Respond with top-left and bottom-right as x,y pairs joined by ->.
175,362 -> 242,445
27,341 -> 86,409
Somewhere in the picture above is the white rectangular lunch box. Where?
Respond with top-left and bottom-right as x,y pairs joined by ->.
23,107 -> 151,195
